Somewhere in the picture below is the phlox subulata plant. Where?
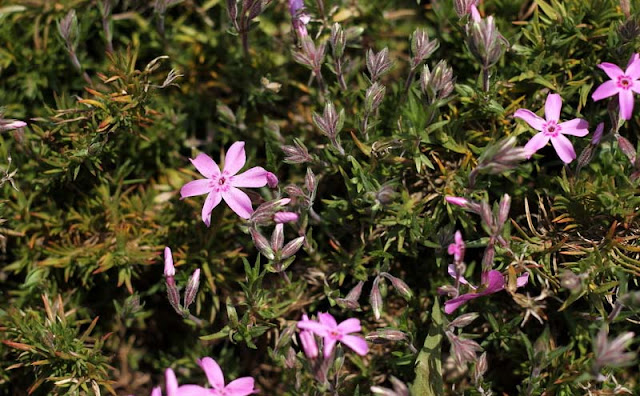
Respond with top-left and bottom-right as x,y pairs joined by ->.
1,0 -> 640,395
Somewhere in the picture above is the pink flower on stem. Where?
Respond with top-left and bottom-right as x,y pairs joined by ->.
592,53 -> 640,120
180,142 -> 270,226
515,93 -> 589,163
199,357 -> 257,396
447,231 -> 465,262
297,313 -> 369,358
444,269 -> 529,314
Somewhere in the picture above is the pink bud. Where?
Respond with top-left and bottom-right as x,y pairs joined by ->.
274,211 -> 299,224
445,196 -> 468,207
592,122 -> 604,145
164,247 -> 175,277
470,4 -> 481,22
267,172 -> 279,188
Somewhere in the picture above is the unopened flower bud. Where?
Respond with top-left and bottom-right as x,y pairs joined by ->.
58,10 -> 79,49
217,103 -> 236,125
366,329 -> 408,343
183,269 -> 201,310
446,331 -> 483,366
282,139 -> 313,164
593,328 -> 636,374
266,172 -> 279,188
380,273 -> 413,300
0,119 -> 27,132
365,82 -> 386,112
165,276 -> 181,314
454,0 -> 478,18
559,270 -> 581,292
410,28 -> 439,70
164,247 -> 175,277
281,236 -> 305,259
366,47 -> 393,81
438,285 -> 458,297
445,196 -> 468,207
336,281 -> 364,309
449,312 -> 479,329
466,12 -> 508,68
498,194 -> 511,225
474,352 -> 488,383
275,212 -> 299,224
592,122 -> 604,145
370,279 -> 383,320
330,23 -> 346,59
271,223 -> 285,252
250,228 -> 275,260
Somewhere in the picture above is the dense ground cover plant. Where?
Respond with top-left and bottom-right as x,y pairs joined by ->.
1,0 -> 639,394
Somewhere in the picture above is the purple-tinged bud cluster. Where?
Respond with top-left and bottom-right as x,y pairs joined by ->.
162,247 -> 200,318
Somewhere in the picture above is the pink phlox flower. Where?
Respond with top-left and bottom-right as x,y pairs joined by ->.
297,312 -> 369,358
151,368 -> 208,396
197,357 -> 257,396
444,270 -> 529,314
447,231 -> 465,262
181,142 -> 270,226
515,93 -> 589,163
592,53 -> 640,120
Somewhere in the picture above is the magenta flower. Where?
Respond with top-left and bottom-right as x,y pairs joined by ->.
180,142 -> 270,226
515,93 -> 589,163
592,53 -> 640,120
151,368 -> 207,396
447,231 -> 465,262
444,270 -> 529,314
297,313 -> 369,358
198,357 -> 257,396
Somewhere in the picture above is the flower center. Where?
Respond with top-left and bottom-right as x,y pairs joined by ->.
328,329 -> 342,340
210,173 -> 232,192
219,177 -> 226,185
543,121 -> 561,137
617,75 -> 633,90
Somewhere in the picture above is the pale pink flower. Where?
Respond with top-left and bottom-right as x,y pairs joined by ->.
444,270 -> 529,314
297,313 -> 369,357
447,231 -> 465,262
515,93 -> 589,163
0,119 -> 26,132
592,53 -> 640,120
180,142 -> 270,225
199,357 -> 257,396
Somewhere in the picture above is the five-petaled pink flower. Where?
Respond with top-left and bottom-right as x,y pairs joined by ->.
444,268 -> 529,314
297,313 -> 369,358
181,142 -> 270,226
515,93 -> 589,163
150,368 -> 208,396
592,53 -> 640,120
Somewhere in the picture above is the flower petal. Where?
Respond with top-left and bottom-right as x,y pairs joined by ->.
231,166 -> 269,188
559,118 -> 589,137
481,270 -> 506,294
318,312 -> 338,328
592,80 -> 620,101
165,369 -> 178,396
523,132 -> 550,157
598,62 -> 624,80
444,293 -> 479,314
224,377 -> 256,396
199,357 -> 225,389
625,54 -> 640,79
632,80 -> 640,95
544,93 -> 562,122
323,337 -> 337,358
514,109 -> 545,130
619,89 -> 635,120
297,320 -> 329,337
337,318 -> 361,334
447,264 -> 472,286
180,179 -> 211,198
516,272 -> 529,288
177,385 -> 210,396
202,191 -> 222,227
190,153 -> 221,178
340,335 -> 369,356
151,387 -> 162,396
551,134 -> 576,163
223,141 -> 247,176
221,187 -> 253,219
